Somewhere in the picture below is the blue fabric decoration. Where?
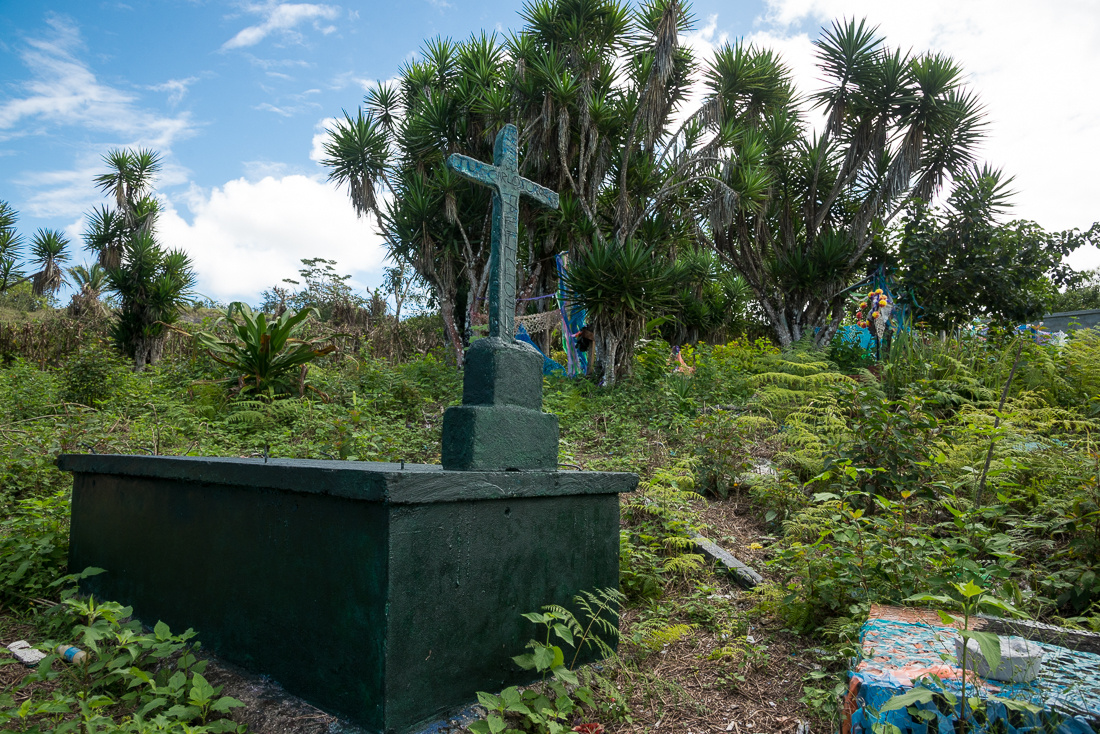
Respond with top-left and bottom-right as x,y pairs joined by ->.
515,325 -> 566,377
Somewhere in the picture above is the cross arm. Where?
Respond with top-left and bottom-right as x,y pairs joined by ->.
518,177 -> 560,210
447,154 -> 500,189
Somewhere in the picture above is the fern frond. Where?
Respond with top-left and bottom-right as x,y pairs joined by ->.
662,553 -> 704,575
641,623 -> 695,650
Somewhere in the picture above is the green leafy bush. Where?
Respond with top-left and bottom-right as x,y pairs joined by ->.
0,358 -> 61,420
0,282 -> 51,312
61,341 -> 134,407
469,589 -> 623,734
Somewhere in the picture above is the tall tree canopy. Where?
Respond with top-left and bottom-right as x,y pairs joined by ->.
892,166 -> 1099,330
323,3 -> 1000,371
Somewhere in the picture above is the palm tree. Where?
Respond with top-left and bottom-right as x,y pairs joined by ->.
323,34 -> 513,365
93,149 -> 161,223
701,20 -> 987,347
106,232 -> 196,370
322,109 -> 390,221
0,201 -> 25,294
29,229 -> 71,297
87,149 -> 162,269
322,0 -> 716,380
67,262 -> 108,317
83,205 -> 129,270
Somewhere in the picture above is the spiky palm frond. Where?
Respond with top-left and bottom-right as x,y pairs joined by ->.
68,262 -> 108,293
365,82 -> 401,133
0,229 -> 22,261
322,109 -> 391,220
29,228 -> 71,296
93,149 -> 162,218
83,205 -> 128,269
0,201 -> 18,236
0,201 -> 23,267
0,258 -> 25,293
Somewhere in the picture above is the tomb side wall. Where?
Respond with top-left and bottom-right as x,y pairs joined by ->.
383,492 -> 621,733
69,473 -> 389,730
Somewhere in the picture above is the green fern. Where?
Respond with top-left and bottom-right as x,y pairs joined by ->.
662,553 -> 705,576
641,623 -> 695,650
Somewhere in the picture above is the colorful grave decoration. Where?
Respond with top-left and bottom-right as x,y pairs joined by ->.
856,288 -> 894,340
843,605 -> 1100,734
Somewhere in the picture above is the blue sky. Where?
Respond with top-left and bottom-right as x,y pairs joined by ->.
2,0 -> 1098,303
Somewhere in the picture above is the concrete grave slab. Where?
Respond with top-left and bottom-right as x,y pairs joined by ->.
57,454 -> 636,734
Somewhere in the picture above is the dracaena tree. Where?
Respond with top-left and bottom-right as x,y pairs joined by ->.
0,201 -> 26,294
508,0 -> 715,382
0,202 -> 77,301
323,0 -> 726,381
29,229 -> 71,297
83,149 -> 196,370
66,262 -> 108,317
324,34 -> 512,366
702,19 -> 989,347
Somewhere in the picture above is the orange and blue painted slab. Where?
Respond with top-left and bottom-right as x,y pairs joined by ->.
843,606 -> 1099,734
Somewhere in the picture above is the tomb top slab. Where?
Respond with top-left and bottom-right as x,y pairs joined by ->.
56,454 -> 637,504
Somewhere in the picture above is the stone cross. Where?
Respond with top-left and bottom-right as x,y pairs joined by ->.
447,124 -> 559,339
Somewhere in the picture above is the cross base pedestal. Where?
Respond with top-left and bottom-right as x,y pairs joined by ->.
442,405 -> 558,471
441,337 -> 560,471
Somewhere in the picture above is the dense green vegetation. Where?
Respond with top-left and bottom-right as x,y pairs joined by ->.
2,305 -> 1100,731
2,1 -> 1099,731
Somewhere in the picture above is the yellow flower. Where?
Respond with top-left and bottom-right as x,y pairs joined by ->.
872,311 -> 880,318
875,288 -> 883,295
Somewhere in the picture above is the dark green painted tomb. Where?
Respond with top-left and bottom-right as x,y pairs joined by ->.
57,124 -> 637,733
58,455 -> 635,732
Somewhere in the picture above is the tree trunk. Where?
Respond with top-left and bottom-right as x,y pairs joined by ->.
591,315 -> 639,386
440,297 -> 464,368
131,332 -> 167,372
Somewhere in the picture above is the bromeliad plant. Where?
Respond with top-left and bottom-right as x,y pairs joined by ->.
196,302 -> 336,398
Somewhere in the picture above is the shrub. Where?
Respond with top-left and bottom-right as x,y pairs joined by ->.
0,281 -> 51,312
61,341 -> 133,407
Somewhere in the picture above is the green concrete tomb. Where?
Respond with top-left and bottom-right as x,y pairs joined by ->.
57,455 -> 636,732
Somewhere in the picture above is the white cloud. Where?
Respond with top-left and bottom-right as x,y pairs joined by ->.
145,76 -> 200,106
0,15 -> 195,150
222,2 -> 342,50
256,102 -> 300,116
158,175 -> 387,303
309,116 -> 338,163
756,0 -> 1100,240
241,160 -> 292,179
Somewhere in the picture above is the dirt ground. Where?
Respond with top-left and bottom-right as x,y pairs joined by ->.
591,495 -> 820,734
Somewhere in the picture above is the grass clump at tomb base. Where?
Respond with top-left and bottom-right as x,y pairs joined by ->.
4,312 -> 1100,732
